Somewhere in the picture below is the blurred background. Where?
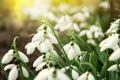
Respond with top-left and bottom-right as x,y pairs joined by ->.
0,0 -> 120,79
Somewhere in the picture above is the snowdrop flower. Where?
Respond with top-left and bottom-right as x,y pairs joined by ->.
99,1 -> 110,9
36,24 -> 52,32
63,41 -> 81,60
77,71 -> 95,80
25,24 -> 58,54
79,30 -> 93,39
34,68 -> 70,80
2,49 -> 29,64
55,15 -> 80,32
108,64 -> 120,71
109,48 -> 120,61
73,12 -> 89,22
4,64 -> 29,80
107,19 -> 120,34
99,34 -> 119,52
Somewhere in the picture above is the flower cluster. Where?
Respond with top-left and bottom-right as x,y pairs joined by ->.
1,49 -> 29,80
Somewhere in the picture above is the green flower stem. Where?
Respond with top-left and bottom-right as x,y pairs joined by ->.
0,59 -> 8,79
41,20 -> 71,65
13,37 -> 35,78
116,60 -> 119,80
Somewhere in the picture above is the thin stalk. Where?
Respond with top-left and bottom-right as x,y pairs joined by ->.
105,51 -> 108,79
116,60 -> 119,80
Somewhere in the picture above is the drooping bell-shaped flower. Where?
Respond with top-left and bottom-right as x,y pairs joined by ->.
63,41 -> 81,60
99,34 -> 119,52
34,68 -> 70,80
107,19 -> 120,34
77,71 -> 95,80
109,48 -> 120,61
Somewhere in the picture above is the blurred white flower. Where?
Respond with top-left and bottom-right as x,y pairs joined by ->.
35,68 -> 70,80
55,15 -> 80,32
63,41 -> 81,60
2,49 -> 14,64
109,48 -> 120,61
23,0 -> 51,20
108,64 -> 120,71
87,39 -> 96,46
79,25 -> 104,41
77,71 -> 95,80
99,34 -> 119,52
99,1 -> 110,9
107,19 -> 120,34
73,11 -> 90,22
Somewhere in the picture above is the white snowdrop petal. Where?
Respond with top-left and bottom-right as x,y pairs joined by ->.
34,69 -> 49,80
79,30 -> 87,37
18,51 -> 29,63
8,66 -> 18,80
4,64 -> 15,71
57,71 -> 70,80
99,34 -> 119,52
72,70 -> 79,80
33,55 -> 44,67
32,31 -> 44,42
88,73 -> 95,80
107,64 -> 117,71
86,31 -> 93,39
109,49 -> 120,61
48,32 -> 58,44
22,66 -> 29,78
2,49 -> 14,64
68,48 -> 77,60
73,23 -> 80,32
73,43 -> 81,55
37,39 -> 53,53
77,72 -> 88,80
63,43 -> 71,54
60,66 -> 69,72
35,62 -> 47,71
25,42 -> 38,55
107,19 -> 120,33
